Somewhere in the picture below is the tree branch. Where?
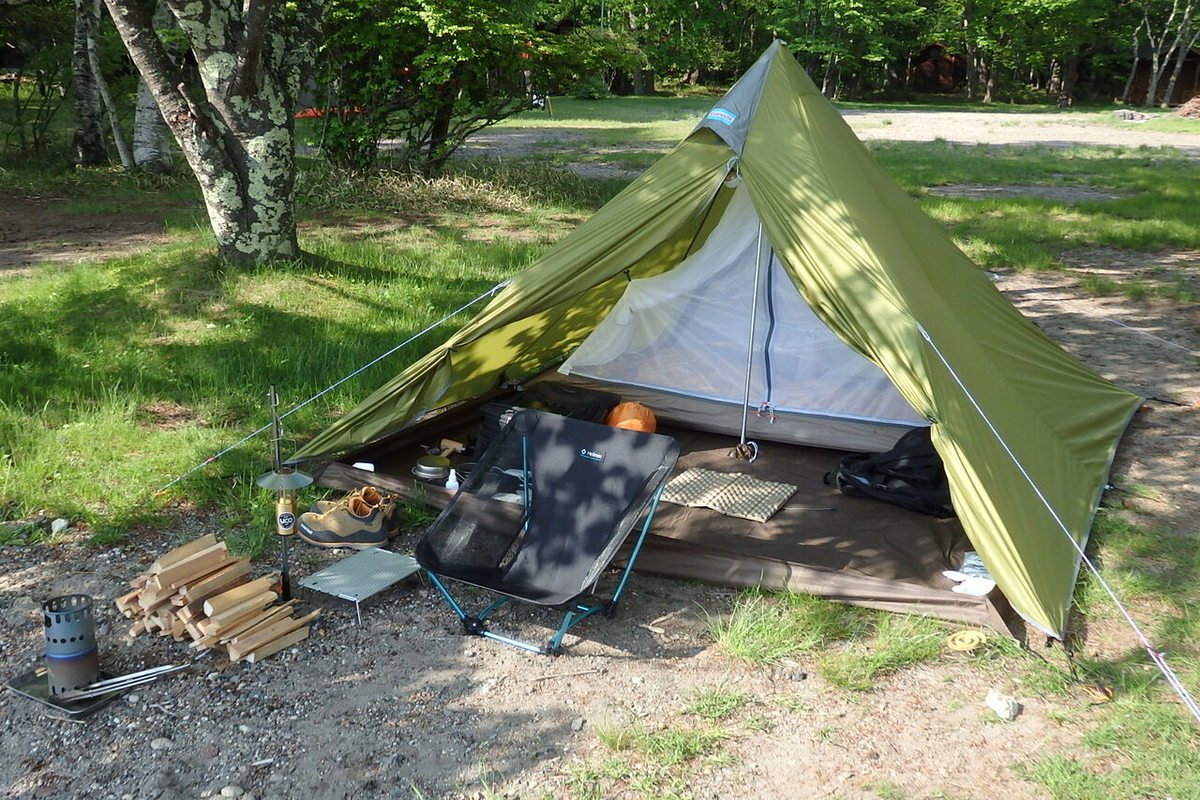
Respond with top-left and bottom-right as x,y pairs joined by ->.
284,0 -> 330,77
104,0 -> 188,120
103,0 -> 223,156
231,0 -> 279,97
161,0 -> 236,62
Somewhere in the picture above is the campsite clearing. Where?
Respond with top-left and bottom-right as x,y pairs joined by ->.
2,105 -> 1200,798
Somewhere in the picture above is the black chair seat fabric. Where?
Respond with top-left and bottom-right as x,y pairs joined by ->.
416,410 -> 679,607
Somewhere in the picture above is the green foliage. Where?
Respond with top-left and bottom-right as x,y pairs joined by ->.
0,0 -> 74,157
0,154 -> 613,546
595,719 -> 731,766
708,589 -> 946,690
564,757 -> 634,800
571,75 -> 611,101
816,614 -> 947,690
317,0 -> 617,170
763,0 -> 927,97
1021,690 -> 1200,798
296,158 -> 614,217
684,686 -> 748,720
866,139 -> 1200,279
707,590 -> 870,664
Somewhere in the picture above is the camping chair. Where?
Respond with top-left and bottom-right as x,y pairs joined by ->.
415,409 -> 680,655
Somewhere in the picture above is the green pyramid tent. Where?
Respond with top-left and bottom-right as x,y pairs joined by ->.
294,41 -> 1141,637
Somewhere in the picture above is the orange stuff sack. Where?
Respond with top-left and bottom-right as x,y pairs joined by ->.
605,402 -> 657,433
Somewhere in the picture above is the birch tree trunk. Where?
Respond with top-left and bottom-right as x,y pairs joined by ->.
1162,16 -> 1200,106
133,78 -> 173,172
1143,0 -> 1181,106
85,0 -> 133,168
962,3 -> 979,101
104,0 -> 328,266
72,0 -> 107,165
132,2 -> 178,173
1122,16 -> 1147,103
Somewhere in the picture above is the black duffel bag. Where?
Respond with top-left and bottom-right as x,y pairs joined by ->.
824,426 -> 955,518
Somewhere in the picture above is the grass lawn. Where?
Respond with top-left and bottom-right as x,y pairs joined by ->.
3,95 -> 1200,798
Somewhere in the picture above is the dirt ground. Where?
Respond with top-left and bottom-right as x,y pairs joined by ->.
2,112 -> 1199,800
0,197 -> 174,277
458,109 -> 1200,180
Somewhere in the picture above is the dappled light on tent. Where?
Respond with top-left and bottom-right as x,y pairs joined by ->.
296,40 -> 1141,642
560,185 -> 924,451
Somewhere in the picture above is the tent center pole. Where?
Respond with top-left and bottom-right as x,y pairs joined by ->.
734,222 -> 765,458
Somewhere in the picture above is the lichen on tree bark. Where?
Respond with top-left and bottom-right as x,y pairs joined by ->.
104,0 -> 328,266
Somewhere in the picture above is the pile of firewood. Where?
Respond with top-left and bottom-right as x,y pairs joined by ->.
115,534 -> 318,663
1176,95 -> 1200,119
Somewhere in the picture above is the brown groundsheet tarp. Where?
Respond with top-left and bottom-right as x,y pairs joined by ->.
636,427 -> 1010,631
313,419 -> 1011,633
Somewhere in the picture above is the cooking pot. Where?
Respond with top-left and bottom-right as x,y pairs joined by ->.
412,454 -> 450,482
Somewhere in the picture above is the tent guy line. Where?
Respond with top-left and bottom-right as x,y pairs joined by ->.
919,324 -> 1200,725
153,279 -> 513,496
295,40 -> 1141,639
1009,287 -> 1198,356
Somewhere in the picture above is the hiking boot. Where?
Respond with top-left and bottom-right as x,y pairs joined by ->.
309,486 -> 395,516
297,495 -> 391,549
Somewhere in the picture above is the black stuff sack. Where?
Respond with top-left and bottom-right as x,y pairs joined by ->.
476,383 -> 620,456
824,426 -> 954,517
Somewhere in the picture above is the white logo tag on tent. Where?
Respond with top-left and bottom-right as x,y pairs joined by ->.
707,108 -> 737,125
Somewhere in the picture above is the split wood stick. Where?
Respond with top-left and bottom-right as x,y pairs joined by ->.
196,602 -> 274,640
136,593 -> 173,615
183,619 -> 206,641
129,574 -> 149,590
190,632 -> 221,650
153,613 -> 176,636
149,533 -> 219,573
179,559 -> 252,605
243,625 -> 310,663
164,554 -> 239,592
179,577 -> 251,620
153,542 -> 230,590
197,592 -> 277,635
114,589 -> 141,616
227,610 -> 319,662
203,575 -> 278,617
207,590 -> 277,625
217,602 -> 296,643
165,557 -> 242,594
127,619 -> 147,638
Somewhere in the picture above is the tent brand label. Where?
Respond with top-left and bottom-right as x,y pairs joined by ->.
579,448 -> 605,462
706,107 -> 738,125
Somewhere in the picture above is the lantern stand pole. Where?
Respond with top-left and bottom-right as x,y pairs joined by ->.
256,386 -> 312,602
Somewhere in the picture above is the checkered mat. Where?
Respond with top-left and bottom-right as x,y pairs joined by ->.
661,468 -> 799,523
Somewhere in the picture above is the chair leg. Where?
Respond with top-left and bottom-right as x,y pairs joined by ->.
424,570 -> 555,654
